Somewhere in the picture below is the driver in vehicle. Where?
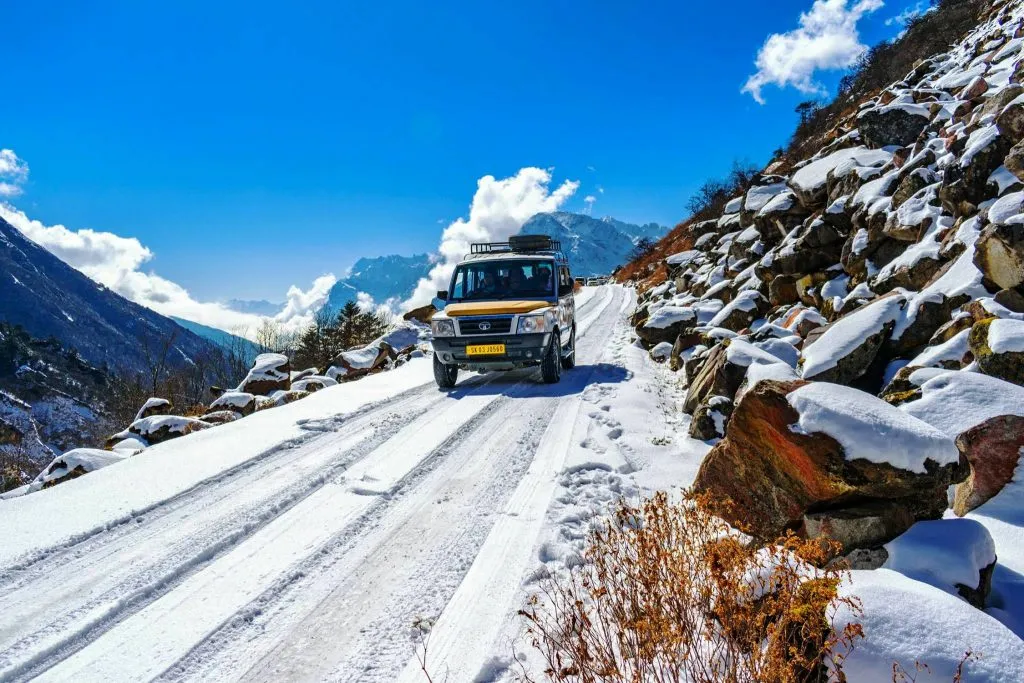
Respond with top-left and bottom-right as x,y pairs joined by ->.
507,267 -> 527,294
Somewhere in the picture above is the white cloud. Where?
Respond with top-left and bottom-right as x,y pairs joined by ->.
276,274 -> 338,326
402,167 -> 580,310
0,200 -> 335,338
583,194 -> 597,215
0,149 -> 29,197
743,0 -> 884,104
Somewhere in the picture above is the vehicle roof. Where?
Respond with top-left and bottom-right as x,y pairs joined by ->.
460,253 -> 561,263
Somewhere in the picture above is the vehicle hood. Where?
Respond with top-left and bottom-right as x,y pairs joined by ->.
443,300 -> 550,317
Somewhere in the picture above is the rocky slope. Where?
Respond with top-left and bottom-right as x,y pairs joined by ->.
0,215 -> 222,376
625,0 -> 1024,627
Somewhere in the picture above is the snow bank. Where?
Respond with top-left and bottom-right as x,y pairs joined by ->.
837,569 -> 1024,682
901,370 -> 1024,437
787,382 -> 959,474
0,358 -> 435,567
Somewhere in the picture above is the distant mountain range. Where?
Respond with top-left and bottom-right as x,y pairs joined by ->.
225,299 -> 282,317
0,215 -> 222,376
324,213 -> 667,307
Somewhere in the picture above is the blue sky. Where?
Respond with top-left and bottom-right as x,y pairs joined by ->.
3,0 -> 920,312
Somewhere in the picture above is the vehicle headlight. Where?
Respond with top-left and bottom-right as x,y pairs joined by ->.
517,312 -> 554,334
431,319 -> 456,337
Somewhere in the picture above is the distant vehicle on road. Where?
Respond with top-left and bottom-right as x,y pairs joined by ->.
430,235 -> 577,389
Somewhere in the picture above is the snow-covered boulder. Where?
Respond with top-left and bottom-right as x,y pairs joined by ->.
30,448 -> 126,490
134,397 -> 171,421
682,339 -> 791,414
635,305 -> 697,346
857,103 -> 932,148
199,410 -> 242,425
789,147 -> 892,209
290,375 -> 338,393
693,380 -> 967,549
969,317 -> 1024,385
687,395 -> 732,441
647,341 -> 673,363
706,290 -> 768,332
209,391 -> 257,416
236,353 -> 291,395
883,518 -> 996,608
128,415 -> 211,445
799,293 -> 906,385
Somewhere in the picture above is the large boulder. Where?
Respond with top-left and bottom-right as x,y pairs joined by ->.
858,104 -> 931,148
953,414 -> 1024,516
237,353 -> 291,395
973,222 -> 1024,290
682,339 -> 785,414
969,317 -> 1024,386
693,380 -> 966,549
706,290 -> 768,332
799,293 -> 906,385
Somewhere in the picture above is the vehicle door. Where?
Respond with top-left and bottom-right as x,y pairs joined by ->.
557,265 -> 575,332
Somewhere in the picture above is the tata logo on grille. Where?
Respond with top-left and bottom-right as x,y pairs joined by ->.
478,322 -> 491,331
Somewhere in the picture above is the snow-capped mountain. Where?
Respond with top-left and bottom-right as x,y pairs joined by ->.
324,213 -> 667,306
519,212 -> 668,277
0,215 -> 222,376
325,253 -> 433,310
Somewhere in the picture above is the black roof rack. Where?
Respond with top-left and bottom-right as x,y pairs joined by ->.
470,235 -> 562,255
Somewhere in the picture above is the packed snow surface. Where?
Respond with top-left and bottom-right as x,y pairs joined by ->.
787,382 -> 960,474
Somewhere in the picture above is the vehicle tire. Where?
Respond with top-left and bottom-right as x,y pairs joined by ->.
433,354 -> 458,389
541,331 -> 562,384
561,325 -> 576,370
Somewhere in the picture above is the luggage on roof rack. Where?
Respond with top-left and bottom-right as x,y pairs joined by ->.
470,235 -> 562,255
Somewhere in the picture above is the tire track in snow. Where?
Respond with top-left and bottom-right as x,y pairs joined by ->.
0,286 -> 621,683
163,287 -> 627,683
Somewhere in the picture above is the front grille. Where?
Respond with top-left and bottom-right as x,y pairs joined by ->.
458,316 -> 513,335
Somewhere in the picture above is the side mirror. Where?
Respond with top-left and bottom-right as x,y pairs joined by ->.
436,290 -> 448,301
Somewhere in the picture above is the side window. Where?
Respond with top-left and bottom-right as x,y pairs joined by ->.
559,267 -> 572,295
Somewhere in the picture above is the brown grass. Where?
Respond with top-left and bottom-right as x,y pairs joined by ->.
519,490 -> 863,683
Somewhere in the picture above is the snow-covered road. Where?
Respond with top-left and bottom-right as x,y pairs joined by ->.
0,285 -> 640,682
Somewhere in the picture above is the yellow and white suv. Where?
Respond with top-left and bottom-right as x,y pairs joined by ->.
430,235 -> 577,388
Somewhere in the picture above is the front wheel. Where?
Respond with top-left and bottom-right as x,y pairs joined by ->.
561,326 -> 576,370
433,354 -> 458,389
541,331 -> 562,384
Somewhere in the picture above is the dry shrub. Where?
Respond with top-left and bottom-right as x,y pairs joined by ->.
520,490 -> 863,682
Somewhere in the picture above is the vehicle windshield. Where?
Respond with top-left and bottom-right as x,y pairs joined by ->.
449,259 -> 556,301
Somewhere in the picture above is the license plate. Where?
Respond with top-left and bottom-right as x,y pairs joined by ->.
466,343 -> 506,356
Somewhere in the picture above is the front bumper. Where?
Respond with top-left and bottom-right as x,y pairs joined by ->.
432,333 -> 550,368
